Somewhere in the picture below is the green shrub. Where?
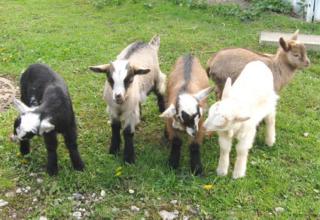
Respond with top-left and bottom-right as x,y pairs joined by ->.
170,0 -> 293,21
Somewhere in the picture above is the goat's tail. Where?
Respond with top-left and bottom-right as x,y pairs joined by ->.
149,35 -> 160,50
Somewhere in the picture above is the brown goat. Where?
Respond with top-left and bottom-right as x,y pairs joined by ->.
207,30 -> 310,99
160,54 -> 212,175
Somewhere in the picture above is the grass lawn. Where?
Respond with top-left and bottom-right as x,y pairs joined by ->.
1,0 -> 320,219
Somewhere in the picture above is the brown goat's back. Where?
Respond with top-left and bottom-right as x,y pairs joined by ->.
167,54 -> 210,107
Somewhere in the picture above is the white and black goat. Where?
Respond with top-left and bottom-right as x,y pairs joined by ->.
160,54 -> 212,175
89,35 -> 166,163
204,61 -> 279,179
11,64 -> 85,176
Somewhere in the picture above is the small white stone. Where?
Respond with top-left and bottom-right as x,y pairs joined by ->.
159,210 -> 179,220
5,191 -> 15,198
144,210 -> 150,217
183,216 -> 190,220
100,190 -> 106,197
112,207 -> 119,212
170,200 -> 178,205
33,198 -> 38,202
26,186 -> 31,191
36,178 -> 43,184
35,189 -> 41,196
79,208 -> 86,212
39,216 -> 48,220
73,211 -> 82,219
275,207 -> 284,213
91,193 -> 96,198
73,193 -> 83,201
29,173 -> 37,177
128,189 -> 134,194
16,188 -> 22,194
131,205 -> 140,212
0,199 -> 8,207
303,132 -> 309,137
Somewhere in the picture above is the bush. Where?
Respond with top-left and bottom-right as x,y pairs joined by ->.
171,0 -> 293,21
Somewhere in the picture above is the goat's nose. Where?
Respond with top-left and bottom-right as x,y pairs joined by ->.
115,94 -> 122,99
305,59 -> 310,66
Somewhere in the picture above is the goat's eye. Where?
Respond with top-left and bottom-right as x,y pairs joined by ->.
107,76 -> 114,84
293,54 -> 300,58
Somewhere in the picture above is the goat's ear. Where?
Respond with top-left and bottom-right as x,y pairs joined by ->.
149,35 -> 160,48
89,64 -> 111,74
133,67 -> 150,75
222,77 -> 232,100
291,29 -> 299,40
12,98 -> 31,113
279,37 -> 290,52
234,116 -> 250,122
39,118 -> 55,135
160,104 -> 176,118
194,87 -> 213,101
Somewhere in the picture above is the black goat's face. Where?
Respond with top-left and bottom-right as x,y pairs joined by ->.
10,99 -> 55,142
89,60 -> 150,104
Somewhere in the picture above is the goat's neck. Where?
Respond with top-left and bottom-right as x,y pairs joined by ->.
271,49 -> 297,92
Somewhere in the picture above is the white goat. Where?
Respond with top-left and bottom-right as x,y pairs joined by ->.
203,61 -> 279,179
89,35 -> 166,163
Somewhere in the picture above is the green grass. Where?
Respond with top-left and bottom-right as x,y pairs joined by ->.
1,0 -> 320,219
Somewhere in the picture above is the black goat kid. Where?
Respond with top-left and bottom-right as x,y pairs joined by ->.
11,64 -> 85,176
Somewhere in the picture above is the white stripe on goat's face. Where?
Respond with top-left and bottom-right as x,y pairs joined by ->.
110,60 -> 131,104
176,94 -> 202,137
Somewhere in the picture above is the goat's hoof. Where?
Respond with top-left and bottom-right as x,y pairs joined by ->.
265,138 -> 275,147
47,167 -> 58,176
168,159 -> 179,170
73,161 -> 85,171
20,148 -> 30,155
216,167 -> 228,176
191,164 -> 203,176
109,147 -> 120,155
232,170 -> 246,179
124,156 -> 135,164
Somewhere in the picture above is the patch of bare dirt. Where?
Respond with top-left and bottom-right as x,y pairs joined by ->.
0,77 -> 16,112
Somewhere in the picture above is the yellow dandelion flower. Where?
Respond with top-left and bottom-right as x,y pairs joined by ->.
21,159 -> 28,164
115,171 -> 122,177
203,184 -> 213,191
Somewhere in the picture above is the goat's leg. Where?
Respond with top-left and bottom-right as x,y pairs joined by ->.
216,134 -> 232,176
189,142 -> 203,175
110,119 -> 121,155
169,136 -> 182,169
155,72 -> 166,113
43,132 -> 58,176
20,140 -> 30,155
154,89 -> 166,113
264,112 -> 276,147
233,130 -> 256,179
123,126 -> 135,164
63,129 -> 85,171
